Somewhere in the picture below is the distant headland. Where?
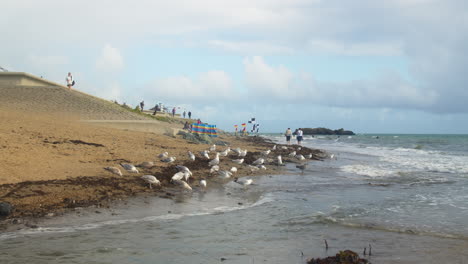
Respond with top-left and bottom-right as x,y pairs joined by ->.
302,127 -> 355,135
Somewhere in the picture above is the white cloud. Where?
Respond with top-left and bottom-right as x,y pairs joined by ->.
307,39 -> 403,56
208,40 -> 294,55
95,45 -> 124,73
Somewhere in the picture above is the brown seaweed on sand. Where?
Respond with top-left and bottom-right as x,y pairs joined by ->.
306,250 -> 369,264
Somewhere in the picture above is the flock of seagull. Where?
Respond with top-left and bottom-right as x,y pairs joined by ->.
104,143 -> 319,192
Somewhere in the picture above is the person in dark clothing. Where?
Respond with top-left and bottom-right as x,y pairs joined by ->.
188,111 -> 192,119
152,104 -> 159,115
140,101 -> 144,111
172,107 -> 176,117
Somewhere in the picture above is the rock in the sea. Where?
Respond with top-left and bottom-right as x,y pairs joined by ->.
307,250 -> 368,264
0,202 -> 13,217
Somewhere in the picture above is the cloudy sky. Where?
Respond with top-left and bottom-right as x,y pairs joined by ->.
2,0 -> 468,133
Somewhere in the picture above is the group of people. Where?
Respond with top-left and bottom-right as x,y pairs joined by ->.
284,128 -> 303,145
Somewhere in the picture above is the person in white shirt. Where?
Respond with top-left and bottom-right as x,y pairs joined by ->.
66,72 -> 74,90
296,128 -> 304,145
285,128 -> 292,145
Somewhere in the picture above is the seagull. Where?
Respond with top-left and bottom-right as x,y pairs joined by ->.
260,149 -> 271,156
200,150 -> 210,159
200,179 -> 207,188
247,165 -> 260,172
288,151 -> 297,157
257,165 -> 267,170
209,144 -> 216,151
230,167 -> 238,173
238,149 -> 247,157
210,165 -> 220,174
296,163 -> 307,174
171,171 -> 187,181
218,170 -> 232,179
208,153 -> 220,166
161,157 -> 176,163
120,163 -> 139,173
188,151 -> 196,161
158,152 -> 169,159
252,158 -> 264,165
272,145 -> 277,150
141,175 -> 161,189
277,155 -> 283,165
104,166 -> 122,176
175,165 -> 192,176
305,153 -> 313,159
234,177 -> 253,186
232,147 -> 241,155
330,154 -> 335,159
297,147 -> 302,151
172,179 -> 192,191
232,158 -> 244,164
138,161 -> 155,169
281,146 -> 288,150
219,147 -> 231,157
296,154 -> 306,161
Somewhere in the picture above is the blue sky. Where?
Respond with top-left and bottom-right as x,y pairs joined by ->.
1,0 -> 468,133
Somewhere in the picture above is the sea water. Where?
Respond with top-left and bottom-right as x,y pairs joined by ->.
1,134 -> 468,263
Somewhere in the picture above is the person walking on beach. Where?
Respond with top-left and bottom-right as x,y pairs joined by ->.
152,103 -> 159,115
140,101 -> 145,111
172,107 -> 176,117
188,111 -> 192,119
296,128 -> 304,145
66,72 -> 74,90
183,111 -> 186,119
285,128 -> 292,145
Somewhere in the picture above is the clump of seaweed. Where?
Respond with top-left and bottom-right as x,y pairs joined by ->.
306,250 -> 369,264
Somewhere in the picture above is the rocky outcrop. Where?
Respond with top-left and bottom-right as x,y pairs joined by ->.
0,202 -> 13,217
302,127 -> 355,135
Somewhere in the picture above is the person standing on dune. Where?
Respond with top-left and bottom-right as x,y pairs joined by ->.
66,72 -> 74,90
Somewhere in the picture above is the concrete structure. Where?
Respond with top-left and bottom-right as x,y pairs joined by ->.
0,72 -> 65,88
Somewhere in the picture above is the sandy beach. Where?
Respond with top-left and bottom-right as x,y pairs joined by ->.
0,85 -> 324,224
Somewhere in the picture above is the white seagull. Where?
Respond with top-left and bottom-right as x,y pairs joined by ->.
171,171 -> 187,181
175,165 -> 192,176
232,158 -> 244,165
277,155 -> 283,165
200,179 -> 207,188
158,152 -> 169,159
230,167 -> 238,173
252,158 -> 265,165
234,177 -> 253,186
305,153 -> 313,159
141,175 -> 161,189
296,154 -> 306,161
138,161 -> 155,169
288,151 -> 297,157
260,149 -> 271,156
218,170 -> 233,179
248,165 -> 260,172
120,163 -> 139,173
161,157 -> 176,163
231,147 -> 241,155
238,149 -> 248,157
172,179 -> 192,191
188,151 -> 196,161
104,166 -> 122,176
209,144 -> 216,152
257,165 -> 267,170
200,150 -> 210,159
281,146 -> 288,150
219,147 -> 231,157
210,165 -> 220,174
272,145 -> 277,150
208,153 -> 220,166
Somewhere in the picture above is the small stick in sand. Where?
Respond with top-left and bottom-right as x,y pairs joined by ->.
324,239 -> 329,250
369,244 -> 372,256
363,247 -> 366,256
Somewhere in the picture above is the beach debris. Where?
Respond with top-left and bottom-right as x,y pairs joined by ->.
188,151 -> 196,161
0,202 -> 13,217
218,170 -> 233,179
277,155 -> 283,165
296,163 -> 307,174
252,158 -> 264,165
232,158 -> 244,164
305,153 -> 313,159
257,165 -> 267,170
210,165 -> 220,174
141,175 -> 161,189
230,167 -> 238,173
200,150 -> 210,159
120,163 -> 139,173
248,165 -> 260,172
104,166 -> 123,176
306,250 -> 369,264
272,145 -> 277,150
238,149 -> 248,157
288,151 -> 297,157
208,153 -> 220,166
172,179 -> 193,191
219,147 -> 231,157
363,247 -> 366,256
158,152 -> 169,159
209,144 -> 216,151
369,244 -> 372,256
260,149 -> 271,156
324,239 -> 329,250
234,177 -> 253,186
200,179 -> 207,188
296,154 -> 306,160
138,161 -> 155,169
161,156 -> 176,163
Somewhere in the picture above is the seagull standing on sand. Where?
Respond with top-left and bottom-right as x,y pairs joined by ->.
161,157 -> 176,163
158,152 -> 169,159
219,147 -> 231,157
188,151 -> 196,161
234,177 -> 253,186
208,153 -> 220,166
305,153 -> 313,159
232,158 -> 244,164
120,163 -> 139,173
218,170 -> 233,179
172,179 -> 193,191
200,179 -> 207,188
277,155 -> 283,165
210,165 -> 220,174
272,145 -> 277,150
238,149 -> 248,157
252,158 -> 264,165
296,154 -> 306,161
260,149 -> 271,156
230,167 -> 238,173
200,150 -> 210,159
138,161 -> 155,169
257,165 -> 267,170
248,165 -> 260,172
104,167 -> 123,176
141,175 -> 161,189
296,163 -> 307,174
175,165 -> 192,176
288,151 -> 297,157
171,171 -> 187,181
210,144 -> 216,152
281,146 -> 288,150
232,147 -> 241,155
